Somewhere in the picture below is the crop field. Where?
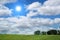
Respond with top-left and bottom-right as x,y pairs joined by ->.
0,34 -> 60,40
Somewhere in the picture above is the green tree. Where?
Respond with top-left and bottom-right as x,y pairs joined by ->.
42,31 -> 47,35
47,30 -> 57,35
34,30 -> 40,35
58,30 -> 60,35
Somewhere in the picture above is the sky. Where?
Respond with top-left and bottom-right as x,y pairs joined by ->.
0,0 -> 60,34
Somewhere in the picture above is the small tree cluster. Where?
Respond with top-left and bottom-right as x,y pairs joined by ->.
47,30 -> 57,35
34,30 -> 60,35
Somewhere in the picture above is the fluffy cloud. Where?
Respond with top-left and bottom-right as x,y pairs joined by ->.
38,6 -> 60,15
27,2 -> 41,10
0,17 -> 60,34
0,0 -> 17,4
26,2 -> 41,17
44,0 -> 60,6
27,11 -> 38,17
0,0 -> 17,16
0,5 -> 12,16
0,0 -> 60,34
27,0 -> 60,16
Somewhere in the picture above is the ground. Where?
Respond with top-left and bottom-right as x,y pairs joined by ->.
0,34 -> 60,40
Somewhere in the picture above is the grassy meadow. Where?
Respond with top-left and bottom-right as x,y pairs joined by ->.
0,34 -> 60,40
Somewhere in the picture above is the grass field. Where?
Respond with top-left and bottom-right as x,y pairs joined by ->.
0,34 -> 60,40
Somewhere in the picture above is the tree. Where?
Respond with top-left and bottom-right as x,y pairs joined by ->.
34,30 -> 40,35
42,31 -> 47,35
47,30 -> 57,35
58,30 -> 60,35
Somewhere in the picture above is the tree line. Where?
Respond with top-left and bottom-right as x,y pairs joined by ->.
34,30 -> 60,35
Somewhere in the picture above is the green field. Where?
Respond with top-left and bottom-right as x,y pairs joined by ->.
0,34 -> 60,40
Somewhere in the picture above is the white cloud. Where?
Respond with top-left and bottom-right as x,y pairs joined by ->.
38,6 -> 60,15
0,5 -> 12,16
27,0 -> 60,16
39,0 -> 60,15
54,18 -> 60,24
0,17 -> 60,34
0,0 -> 17,4
27,2 -> 41,10
44,0 -> 60,6
26,2 -> 41,17
0,0 -> 17,16
0,0 -> 60,34
27,11 -> 38,17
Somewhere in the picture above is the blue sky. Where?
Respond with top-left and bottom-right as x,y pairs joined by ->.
4,0 -> 60,19
0,0 -> 60,34
5,0 -> 46,16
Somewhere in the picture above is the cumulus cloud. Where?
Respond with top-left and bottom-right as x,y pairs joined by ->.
27,0 -> 60,16
44,0 -> 60,6
0,0 -> 17,4
26,2 -> 41,17
27,11 -> 38,17
0,0 -> 60,34
27,2 -> 41,10
0,17 -> 60,34
0,5 -> 12,16
0,0 -> 17,16
38,6 -> 60,15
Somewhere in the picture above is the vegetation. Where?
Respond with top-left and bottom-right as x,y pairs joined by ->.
34,30 -> 40,35
0,30 -> 60,40
58,30 -> 60,35
34,30 -> 60,35
42,31 -> 47,35
47,30 -> 57,35
0,34 -> 60,40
